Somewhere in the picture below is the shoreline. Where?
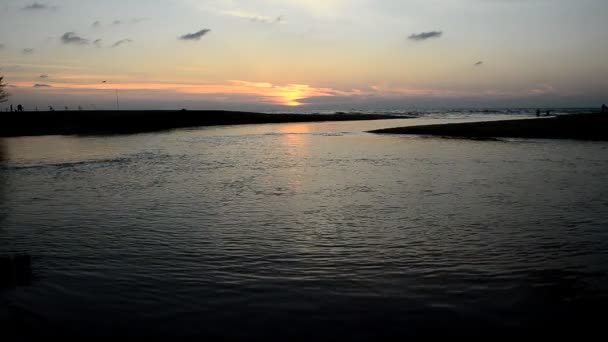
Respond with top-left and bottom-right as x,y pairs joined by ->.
370,113 -> 608,141
0,110 -> 404,137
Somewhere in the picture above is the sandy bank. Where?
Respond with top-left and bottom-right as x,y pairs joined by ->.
370,113 -> 608,141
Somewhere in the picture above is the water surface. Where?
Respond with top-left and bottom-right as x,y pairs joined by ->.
1,117 -> 608,337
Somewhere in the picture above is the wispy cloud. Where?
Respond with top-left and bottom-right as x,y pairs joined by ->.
99,18 -> 147,27
369,84 -> 461,97
251,15 -> 283,24
222,10 -> 283,24
5,63 -> 86,71
22,2 -> 53,10
3,65 -> 22,71
33,83 -> 51,88
408,31 -> 443,41
112,39 -> 133,48
93,39 -> 103,47
187,0 -> 343,19
179,29 -> 211,41
474,61 -> 483,66
22,48 -> 34,54
61,32 -> 89,45
40,74 -> 49,78
130,18 -> 148,24
530,84 -> 556,96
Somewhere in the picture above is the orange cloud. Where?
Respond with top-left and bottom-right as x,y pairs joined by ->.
15,79 -> 559,107
15,80 -> 344,106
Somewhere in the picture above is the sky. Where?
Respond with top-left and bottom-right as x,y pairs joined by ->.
1,0 -> 607,111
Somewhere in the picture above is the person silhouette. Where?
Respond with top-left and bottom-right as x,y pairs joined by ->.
602,104 -> 608,113
17,104 -> 23,112
536,109 -> 541,117
10,104 -> 13,112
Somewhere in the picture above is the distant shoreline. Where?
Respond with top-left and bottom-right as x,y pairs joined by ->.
0,110 -> 404,137
370,113 -> 608,141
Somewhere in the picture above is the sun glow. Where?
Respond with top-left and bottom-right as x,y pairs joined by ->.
16,78 -> 488,108
17,80 -> 342,107
276,85 -> 312,106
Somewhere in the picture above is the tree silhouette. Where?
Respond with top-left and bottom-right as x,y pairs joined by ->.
0,76 -> 8,103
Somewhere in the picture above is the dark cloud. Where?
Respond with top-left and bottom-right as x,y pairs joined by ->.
33,83 -> 51,88
61,32 -> 89,45
92,20 -> 101,28
112,39 -> 133,48
40,74 -> 49,78
474,61 -> 483,66
22,48 -> 34,54
408,31 -> 443,41
94,39 -> 103,47
179,29 -> 211,41
23,2 -> 51,10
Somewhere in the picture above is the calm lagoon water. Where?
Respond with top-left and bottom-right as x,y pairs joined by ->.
1,116 -> 608,337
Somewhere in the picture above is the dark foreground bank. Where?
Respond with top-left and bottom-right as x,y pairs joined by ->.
0,110 -> 400,137
370,112 -> 608,141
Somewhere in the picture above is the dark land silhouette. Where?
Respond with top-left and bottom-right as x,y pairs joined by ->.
370,112 -> 608,141
0,110 -> 402,137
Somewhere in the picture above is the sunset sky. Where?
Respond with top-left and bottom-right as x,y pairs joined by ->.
1,0 -> 607,110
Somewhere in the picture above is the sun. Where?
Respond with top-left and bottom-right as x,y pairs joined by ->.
277,85 -> 310,107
